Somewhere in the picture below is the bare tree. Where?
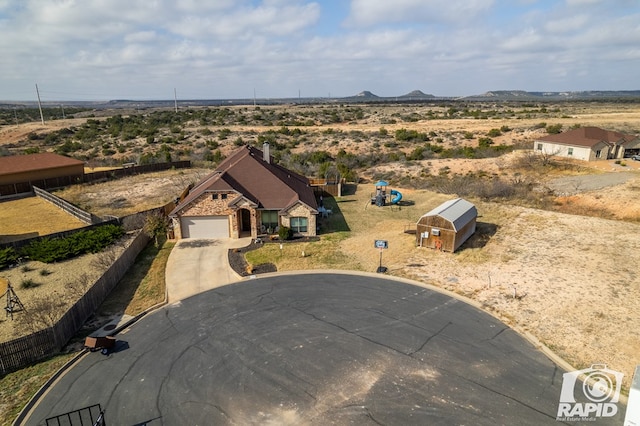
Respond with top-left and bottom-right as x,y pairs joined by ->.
144,211 -> 169,247
15,294 -> 66,335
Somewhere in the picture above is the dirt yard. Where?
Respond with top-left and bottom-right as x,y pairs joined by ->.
328,174 -> 640,390
1,103 -> 639,392
0,197 -> 87,243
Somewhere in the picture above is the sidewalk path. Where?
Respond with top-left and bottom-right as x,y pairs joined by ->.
165,237 -> 252,302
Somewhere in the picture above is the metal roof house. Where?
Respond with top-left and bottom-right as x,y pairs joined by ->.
0,152 -> 85,196
416,198 -> 477,252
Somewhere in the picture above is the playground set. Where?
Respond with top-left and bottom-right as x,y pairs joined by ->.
370,180 -> 402,207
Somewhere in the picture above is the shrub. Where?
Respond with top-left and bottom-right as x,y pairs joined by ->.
278,226 -> 293,240
20,224 -> 125,263
20,278 -> 39,289
478,137 -> 494,148
546,123 -> 563,134
0,247 -> 19,270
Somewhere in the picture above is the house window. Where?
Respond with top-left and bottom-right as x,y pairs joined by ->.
568,147 -> 573,156
290,217 -> 308,233
261,210 -> 279,232
596,149 -> 602,158
537,143 -> 543,151
212,194 -> 219,200
221,193 -> 228,200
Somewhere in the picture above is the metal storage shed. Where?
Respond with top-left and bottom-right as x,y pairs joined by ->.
416,198 -> 477,252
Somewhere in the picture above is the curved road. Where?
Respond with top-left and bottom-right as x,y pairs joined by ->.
22,272 -> 618,425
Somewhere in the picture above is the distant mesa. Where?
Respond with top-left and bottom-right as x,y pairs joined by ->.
466,90 -> 640,101
354,90 -> 379,98
399,90 -> 435,99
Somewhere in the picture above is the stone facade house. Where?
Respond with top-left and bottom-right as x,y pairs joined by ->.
169,144 -> 318,239
534,127 -> 640,161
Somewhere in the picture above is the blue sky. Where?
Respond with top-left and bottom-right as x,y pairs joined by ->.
0,0 -> 638,101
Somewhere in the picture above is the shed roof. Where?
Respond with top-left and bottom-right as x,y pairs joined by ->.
418,198 -> 477,231
0,152 -> 84,177
170,145 -> 318,216
537,126 -> 637,148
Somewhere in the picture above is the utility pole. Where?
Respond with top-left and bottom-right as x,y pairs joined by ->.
60,104 -> 65,119
35,84 -> 45,124
174,88 -> 178,113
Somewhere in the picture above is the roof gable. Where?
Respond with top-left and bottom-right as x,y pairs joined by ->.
0,152 -> 84,176
419,198 -> 477,231
537,126 -> 637,148
171,145 -> 317,215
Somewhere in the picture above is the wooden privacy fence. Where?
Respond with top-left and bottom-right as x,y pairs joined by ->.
309,178 -> 344,197
0,231 -> 151,375
0,175 -> 83,197
33,186 -> 97,224
83,160 -> 191,183
0,160 -> 191,197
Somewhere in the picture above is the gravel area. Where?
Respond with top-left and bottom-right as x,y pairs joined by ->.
547,171 -> 638,195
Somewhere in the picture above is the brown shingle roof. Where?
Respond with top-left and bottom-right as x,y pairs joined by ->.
171,145 -> 317,215
0,152 -> 84,176
537,126 -> 637,148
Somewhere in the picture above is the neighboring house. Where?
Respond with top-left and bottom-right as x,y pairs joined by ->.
169,144 -> 318,239
416,198 -> 477,253
0,152 -> 85,196
534,126 -> 640,161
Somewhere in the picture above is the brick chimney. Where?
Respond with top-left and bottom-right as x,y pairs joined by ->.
263,142 -> 270,163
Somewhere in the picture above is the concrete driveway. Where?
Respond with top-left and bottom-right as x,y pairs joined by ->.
165,237 -> 252,302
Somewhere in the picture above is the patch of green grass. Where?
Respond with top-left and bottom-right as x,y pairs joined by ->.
98,239 -> 173,316
0,353 -> 76,425
39,269 -> 52,276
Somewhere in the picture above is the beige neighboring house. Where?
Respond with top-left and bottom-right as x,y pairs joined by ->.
534,126 -> 640,161
169,144 -> 318,240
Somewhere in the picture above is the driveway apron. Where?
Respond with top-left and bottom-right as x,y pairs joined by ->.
165,238 -> 251,302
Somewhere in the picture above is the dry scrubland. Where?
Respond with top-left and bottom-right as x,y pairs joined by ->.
246,173 -> 640,390
1,102 -> 640,393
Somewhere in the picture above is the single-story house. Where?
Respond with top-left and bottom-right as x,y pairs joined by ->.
169,144 -> 318,239
0,152 -> 85,196
416,198 -> 477,253
534,127 -> 640,161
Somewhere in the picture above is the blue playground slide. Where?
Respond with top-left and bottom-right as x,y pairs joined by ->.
390,189 -> 402,204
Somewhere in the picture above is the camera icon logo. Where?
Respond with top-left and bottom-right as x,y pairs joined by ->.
557,364 -> 623,420
560,364 -> 622,404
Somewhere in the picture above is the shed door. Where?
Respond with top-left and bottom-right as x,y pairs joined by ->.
181,216 -> 229,239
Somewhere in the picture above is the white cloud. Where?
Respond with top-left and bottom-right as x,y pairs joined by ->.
544,14 -> 589,33
0,0 -> 638,100
346,0 -> 495,27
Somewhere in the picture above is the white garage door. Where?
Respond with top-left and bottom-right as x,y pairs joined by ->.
181,216 -> 229,239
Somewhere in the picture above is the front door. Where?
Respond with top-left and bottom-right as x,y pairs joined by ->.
240,209 -> 251,234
